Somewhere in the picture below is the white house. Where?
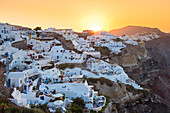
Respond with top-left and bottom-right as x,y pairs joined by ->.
63,68 -> 82,77
7,72 -> 28,88
51,45 -> 86,63
9,50 -> 30,70
23,68 -> 39,80
42,68 -> 62,83
27,39 -> 51,52
0,23 -> 14,41
39,81 -> 106,109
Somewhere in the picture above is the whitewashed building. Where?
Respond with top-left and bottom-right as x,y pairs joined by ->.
7,72 -> 28,88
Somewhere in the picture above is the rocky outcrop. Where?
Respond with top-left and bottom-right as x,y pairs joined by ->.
122,55 -> 138,67
123,36 -> 170,105
87,78 -> 143,103
101,44 -> 148,68
0,62 -> 6,85
0,62 -> 11,97
87,78 -> 169,113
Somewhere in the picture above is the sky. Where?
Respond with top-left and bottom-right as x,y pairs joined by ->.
0,0 -> 170,32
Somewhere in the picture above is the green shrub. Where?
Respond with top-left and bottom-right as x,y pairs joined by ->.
40,92 -> 43,95
67,97 -> 85,113
57,64 -> 75,70
69,103 -> 83,113
72,97 -> 85,108
22,108 -> 34,113
69,64 -> 75,69
90,110 -> 97,113
33,86 -> 36,90
49,99 -> 54,102
5,107 -> 21,113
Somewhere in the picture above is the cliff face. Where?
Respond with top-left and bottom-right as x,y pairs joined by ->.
88,35 -> 170,112
87,78 -> 143,104
98,44 -> 147,68
0,62 -> 6,85
145,36 -> 170,104
0,62 -> 11,97
87,78 -> 169,113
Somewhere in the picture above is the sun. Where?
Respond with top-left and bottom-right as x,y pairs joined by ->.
82,15 -> 106,32
89,23 -> 102,32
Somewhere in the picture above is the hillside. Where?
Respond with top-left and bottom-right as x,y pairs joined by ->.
0,62 -> 11,98
87,78 -> 169,113
109,26 -> 165,36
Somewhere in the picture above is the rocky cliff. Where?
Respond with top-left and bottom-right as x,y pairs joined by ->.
0,62 -> 11,97
87,78 -> 169,113
88,33 -> 170,112
96,44 -> 147,68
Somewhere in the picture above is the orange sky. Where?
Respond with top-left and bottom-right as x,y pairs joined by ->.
0,0 -> 170,32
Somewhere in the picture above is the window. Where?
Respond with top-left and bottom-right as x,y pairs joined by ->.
4,30 -> 6,34
4,27 -> 6,29
60,50 -> 62,52
0,34 -> 1,38
65,56 -> 67,59
20,80 -> 22,83
2,30 -> 3,33
62,86 -> 66,88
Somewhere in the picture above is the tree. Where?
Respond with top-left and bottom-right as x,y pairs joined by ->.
67,97 -> 85,113
69,103 -> 83,113
34,27 -> 42,37
69,64 -> 75,69
33,27 -> 42,31
72,97 -> 85,108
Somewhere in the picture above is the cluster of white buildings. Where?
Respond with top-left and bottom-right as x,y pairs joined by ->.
70,31 -> 138,54
44,28 -> 78,40
124,33 -> 160,41
51,45 -> 86,64
0,23 -> 33,44
0,24 -> 145,112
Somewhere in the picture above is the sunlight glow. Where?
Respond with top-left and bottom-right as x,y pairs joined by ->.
82,15 -> 107,32
89,23 -> 102,32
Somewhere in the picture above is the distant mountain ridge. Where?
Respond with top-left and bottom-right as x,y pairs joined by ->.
109,25 -> 166,36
